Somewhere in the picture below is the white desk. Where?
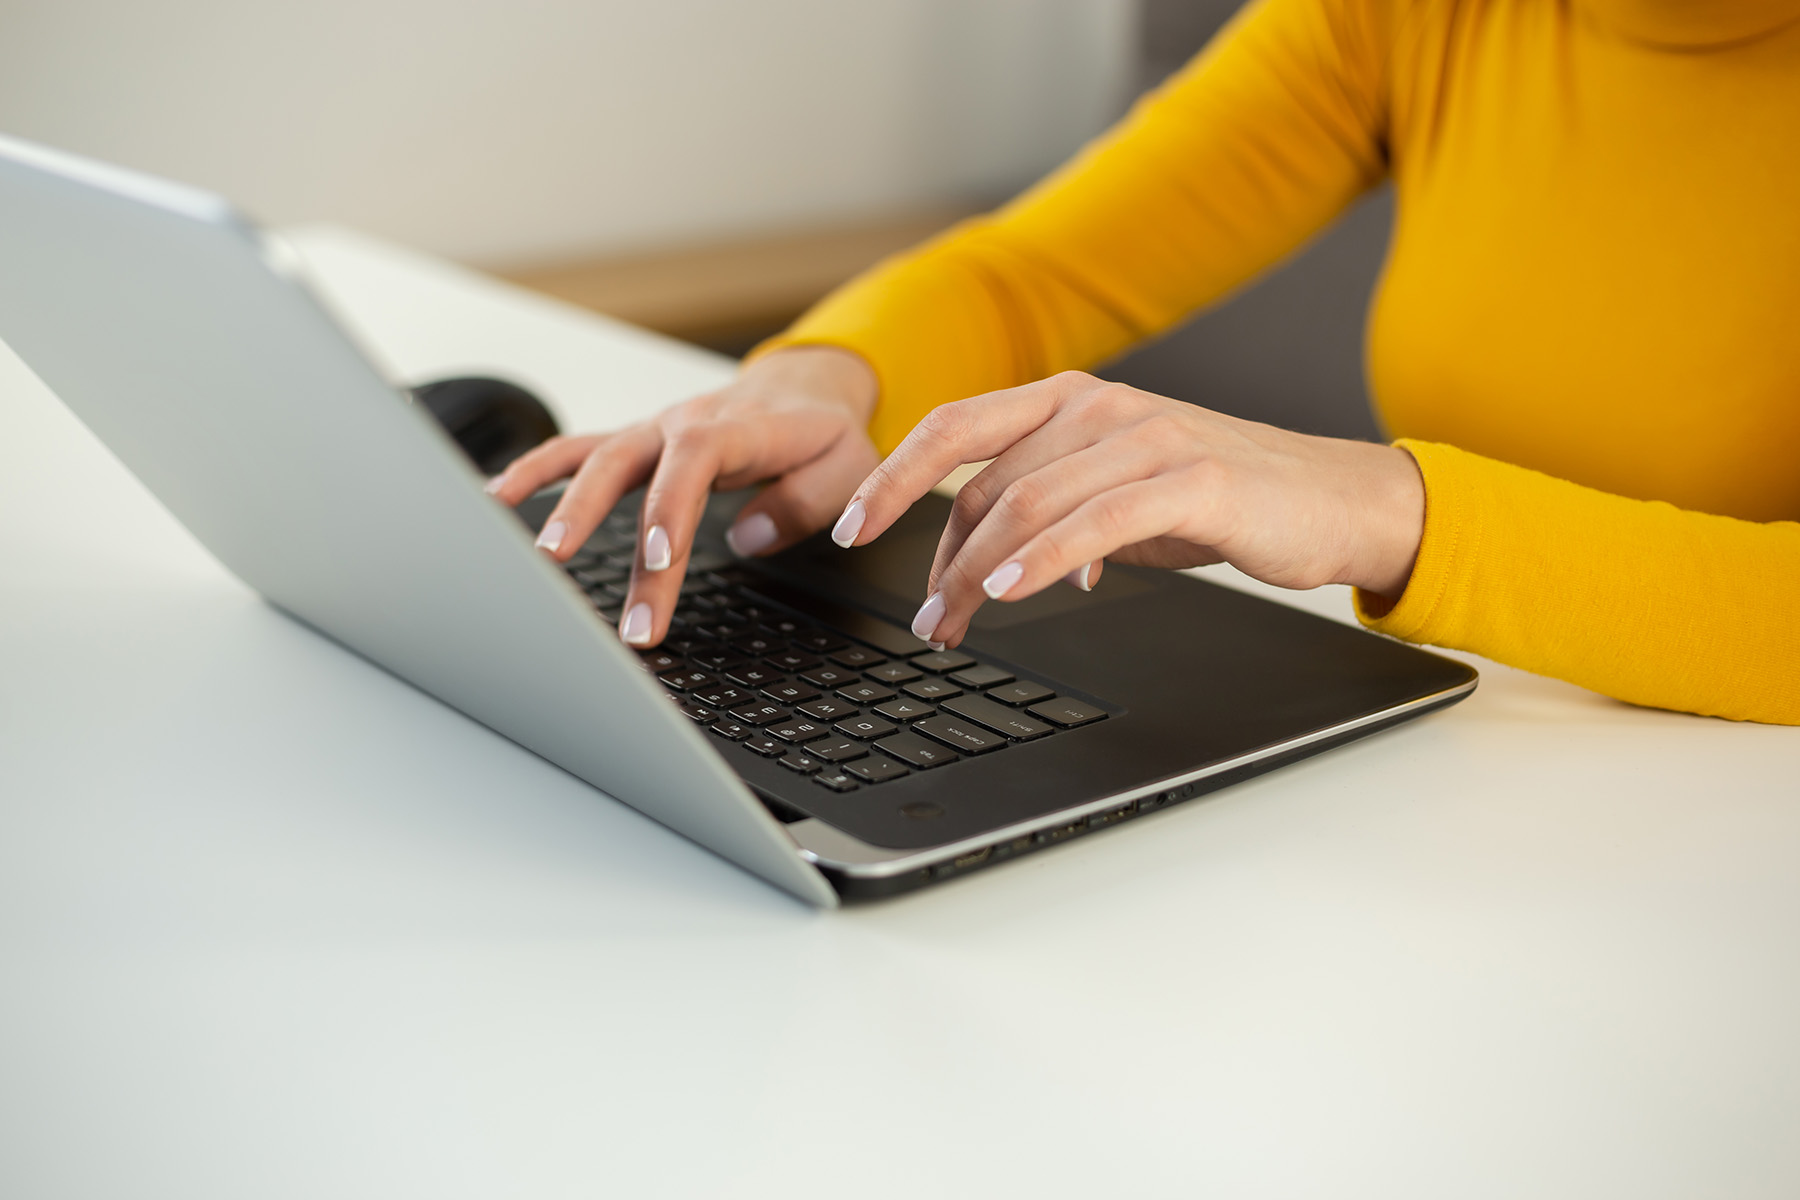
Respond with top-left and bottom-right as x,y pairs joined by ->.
3,226 -> 1797,1200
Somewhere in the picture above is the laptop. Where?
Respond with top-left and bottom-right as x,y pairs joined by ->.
0,135 -> 1477,906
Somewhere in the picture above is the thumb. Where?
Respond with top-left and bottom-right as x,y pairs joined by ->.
724,438 -> 879,558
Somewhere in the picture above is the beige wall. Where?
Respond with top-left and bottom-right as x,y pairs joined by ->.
0,0 -> 1136,267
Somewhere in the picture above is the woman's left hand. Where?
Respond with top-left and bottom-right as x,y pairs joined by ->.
830,371 -> 1427,650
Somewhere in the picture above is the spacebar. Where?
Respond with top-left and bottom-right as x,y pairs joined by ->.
737,578 -> 921,657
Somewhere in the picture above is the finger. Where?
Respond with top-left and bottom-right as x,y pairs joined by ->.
923,449 -> 1173,648
535,427 -> 664,563
1063,559 -> 1104,591
835,372 -> 1094,548
484,434 -> 602,506
926,410 -> 1122,594
619,423 -> 741,646
725,435 -> 880,559
934,477 -> 1195,648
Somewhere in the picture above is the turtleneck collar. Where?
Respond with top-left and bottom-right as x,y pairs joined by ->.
1577,0 -> 1800,47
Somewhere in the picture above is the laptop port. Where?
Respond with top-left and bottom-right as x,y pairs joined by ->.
1086,801 -> 1137,829
1035,822 -> 1084,845
952,846 -> 992,870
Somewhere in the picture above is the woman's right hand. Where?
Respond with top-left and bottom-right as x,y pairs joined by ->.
483,345 -> 880,648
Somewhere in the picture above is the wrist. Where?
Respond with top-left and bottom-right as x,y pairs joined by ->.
1348,443 -> 1426,599
742,344 -> 879,426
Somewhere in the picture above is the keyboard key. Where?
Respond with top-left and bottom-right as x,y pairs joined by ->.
988,680 -> 1054,707
829,646 -> 888,669
902,678 -> 963,702
677,702 -> 717,724
797,697 -> 858,722
761,681 -> 819,705
573,566 -> 627,587
836,681 -> 896,706
731,634 -> 784,658
942,694 -> 1053,741
725,664 -> 783,689
947,664 -> 1015,690
709,720 -> 751,741
811,770 -> 860,793
778,751 -> 823,774
914,713 -> 1008,755
741,733 -> 785,757
1028,697 -> 1108,728
758,616 -> 807,637
807,738 -> 869,764
769,718 -> 831,743
910,650 -> 975,673
637,650 -> 682,673
688,649 -> 746,672
766,650 -> 822,673
793,630 -> 849,653
658,668 -> 715,692
727,701 -> 791,726
874,696 -> 936,723
846,757 -> 910,784
865,661 -> 923,685
799,665 -> 858,689
695,685 -> 755,710
874,730 -> 959,769
834,715 -> 898,741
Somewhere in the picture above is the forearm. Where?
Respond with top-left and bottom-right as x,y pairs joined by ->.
1358,441 -> 1800,724
758,0 -> 1391,454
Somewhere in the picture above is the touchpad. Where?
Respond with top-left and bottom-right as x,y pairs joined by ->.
762,494 -> 1148,631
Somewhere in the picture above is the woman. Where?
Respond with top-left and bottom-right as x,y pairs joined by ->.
487,0 -> 1800,725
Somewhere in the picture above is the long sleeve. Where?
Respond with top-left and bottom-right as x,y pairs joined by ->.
1358,443 -> 1800,724
760,0 -> 1392,454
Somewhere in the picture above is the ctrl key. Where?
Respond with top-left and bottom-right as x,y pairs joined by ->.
811,769 -> 860,793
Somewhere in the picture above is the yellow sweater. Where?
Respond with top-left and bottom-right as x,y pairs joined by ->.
765,0 -> 1800,725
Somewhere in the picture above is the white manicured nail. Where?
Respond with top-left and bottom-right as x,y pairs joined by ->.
620,602 -> 653,646
643,524 -> 672,571
911,592 -> 945,642
1063,561 -> 1094,591
831,500 -> 866,548
726,511 -> 778,558
982,561 -> 1025,599
483,474 -> 507,495
535,520 -> 566,553
927,641 -> 945,652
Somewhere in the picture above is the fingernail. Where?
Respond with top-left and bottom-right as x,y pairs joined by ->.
927,641 -> 945,652
483,474 -> 507,495
725,511 -> 778,558
620,602 -> 653,646
1063,561 -> 1094,592
831,500 -> 866,548
982,561 -> 1025,600
643,524 -> 672,572
910,592 -> 945,642
535,519 -> 566,553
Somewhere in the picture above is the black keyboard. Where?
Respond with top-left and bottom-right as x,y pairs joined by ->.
560,511 -> 1107,794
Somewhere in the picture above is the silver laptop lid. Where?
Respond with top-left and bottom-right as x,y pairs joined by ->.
0,134 -> 835,907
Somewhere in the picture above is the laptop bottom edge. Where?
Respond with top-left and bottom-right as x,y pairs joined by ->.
782,679 -> 1477,901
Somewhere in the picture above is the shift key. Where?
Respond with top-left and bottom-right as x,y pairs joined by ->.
941,694 -> 1054,741
913,713 -> 1008,755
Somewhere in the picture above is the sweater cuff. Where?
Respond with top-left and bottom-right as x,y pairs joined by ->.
1353,439 -> 1477,642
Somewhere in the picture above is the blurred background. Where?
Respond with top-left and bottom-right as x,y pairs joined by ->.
0,0 -> 1388,440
